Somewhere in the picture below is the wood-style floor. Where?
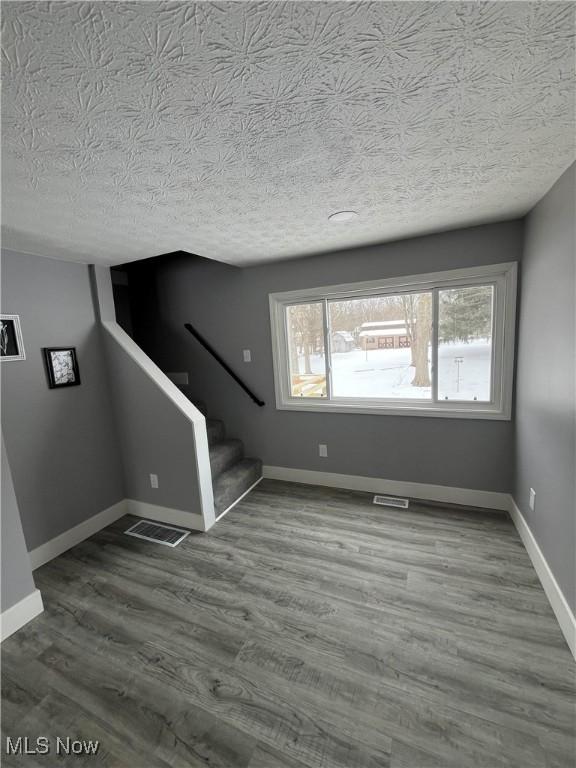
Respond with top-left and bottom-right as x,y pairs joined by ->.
2,480 -> 575,767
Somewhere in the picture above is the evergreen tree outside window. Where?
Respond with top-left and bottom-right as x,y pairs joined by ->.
438,286 -> 494,402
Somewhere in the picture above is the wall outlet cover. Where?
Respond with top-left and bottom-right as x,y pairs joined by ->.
150,473 -> 159,489
529,488 -> 536,511
243,349 -> 251,362
319,444 -> 328,458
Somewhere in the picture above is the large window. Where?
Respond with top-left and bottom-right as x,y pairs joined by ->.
270,263 -> 517,419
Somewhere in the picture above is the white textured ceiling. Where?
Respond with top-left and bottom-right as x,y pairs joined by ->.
2,2 -> 575,266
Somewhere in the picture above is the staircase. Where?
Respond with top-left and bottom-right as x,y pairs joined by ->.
198,401 -> 262,517
179,322 -> 265,519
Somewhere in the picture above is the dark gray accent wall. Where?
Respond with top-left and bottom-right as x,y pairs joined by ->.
1,250 -> 125,551
514,163 -> 576,612
1,435 -> 36,611
125,220 -> 524,494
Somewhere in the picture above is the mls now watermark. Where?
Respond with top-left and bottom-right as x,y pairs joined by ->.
6,736 -> 100,756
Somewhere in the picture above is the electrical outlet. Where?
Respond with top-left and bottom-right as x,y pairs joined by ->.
529,488 -> 536,511
319,444 -> 328,458
150,473 -> 159,489
243,349 -> 251,363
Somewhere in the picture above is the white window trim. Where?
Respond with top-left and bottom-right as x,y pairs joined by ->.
269,262 -> 517,420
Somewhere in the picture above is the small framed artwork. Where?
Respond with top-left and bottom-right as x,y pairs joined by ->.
43,347 -> 81,388
0,314 -> 26,361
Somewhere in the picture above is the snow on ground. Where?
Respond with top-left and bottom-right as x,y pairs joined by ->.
437,340 -> 491,402
301,340 -> 491,401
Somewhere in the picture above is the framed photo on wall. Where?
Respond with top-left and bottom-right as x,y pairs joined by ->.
43,347 -> 81,388
0,314 -> 26,361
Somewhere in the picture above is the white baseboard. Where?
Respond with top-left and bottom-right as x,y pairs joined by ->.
508,496 -> 575,660
262,466 -> 509,511
126,499 -> 205,532
28,500 -> 128,570
1,589 -> 44,642
261,468 -> 574,659
28,498 -> 206,571
214,476 -> 263,523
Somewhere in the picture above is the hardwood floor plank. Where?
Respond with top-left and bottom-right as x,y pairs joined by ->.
390,739 -> 459,768
2,479 -> 574,767
234,619 -> 573,741
133,640 -> 392,768
234,635 -> 550,768
215,521 -> 543,592
34,638 -> 255,768
248,742 -> 317,768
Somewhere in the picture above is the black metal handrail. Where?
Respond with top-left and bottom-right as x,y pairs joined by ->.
184,323 -> 265,407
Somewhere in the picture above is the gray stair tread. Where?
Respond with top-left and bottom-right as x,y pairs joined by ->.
206,419 -> 225,446
213,458 -> 263,515
209,438 -> 244,480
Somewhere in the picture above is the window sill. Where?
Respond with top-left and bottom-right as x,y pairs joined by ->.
276,399 -> 511,420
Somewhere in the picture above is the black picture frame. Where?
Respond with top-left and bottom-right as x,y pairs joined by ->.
43,347 -> 81,388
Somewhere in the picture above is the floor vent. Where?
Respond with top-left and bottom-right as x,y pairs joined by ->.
373,495 -> 409,509
124,520 -> 190,547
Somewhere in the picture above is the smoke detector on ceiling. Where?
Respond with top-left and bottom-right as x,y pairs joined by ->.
328,210 -> 358,223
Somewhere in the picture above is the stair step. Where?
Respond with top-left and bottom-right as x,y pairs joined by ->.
209,439 -> 244,480
206,419 -> 225,446
213,458 -> 263,516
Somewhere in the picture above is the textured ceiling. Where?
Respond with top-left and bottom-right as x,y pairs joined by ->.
1,2 -> 575,266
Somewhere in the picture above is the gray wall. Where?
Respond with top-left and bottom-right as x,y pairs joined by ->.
125,219 -> 524,494
1,250 -> 124,551
102,326 -> 206,517
1,435 -> 36,611
514,163 -> 576,612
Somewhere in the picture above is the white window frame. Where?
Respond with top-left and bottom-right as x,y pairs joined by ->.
269,262 -> 517,420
